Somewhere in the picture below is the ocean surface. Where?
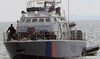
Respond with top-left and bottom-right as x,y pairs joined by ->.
0,20 -> 100,59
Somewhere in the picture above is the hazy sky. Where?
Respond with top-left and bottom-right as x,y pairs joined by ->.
0,0 -> 100,22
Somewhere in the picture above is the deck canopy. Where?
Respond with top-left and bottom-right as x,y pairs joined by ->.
29,0 -> 55,2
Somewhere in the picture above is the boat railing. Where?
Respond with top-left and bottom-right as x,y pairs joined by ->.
3,30 -> 86,41
3,30 -> 63,41
24,30 -> 60,40
3,32 -> 8,41
70,30 -> 86,41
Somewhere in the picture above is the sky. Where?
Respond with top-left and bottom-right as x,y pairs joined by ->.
0,0 -> 100,22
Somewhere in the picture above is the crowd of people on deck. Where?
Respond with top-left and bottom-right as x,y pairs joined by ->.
6,24 -> 57,41
30,30 -> 57,40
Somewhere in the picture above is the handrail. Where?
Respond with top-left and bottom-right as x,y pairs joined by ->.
4,30 -> 63,41
3,30 -> 86,41
70,30 -> 86,41
3,32 -> 8,41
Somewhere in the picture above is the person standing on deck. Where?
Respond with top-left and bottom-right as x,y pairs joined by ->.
7,24 -> 16,41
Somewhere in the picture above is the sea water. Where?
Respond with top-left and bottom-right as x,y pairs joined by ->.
0,20 -> 100,59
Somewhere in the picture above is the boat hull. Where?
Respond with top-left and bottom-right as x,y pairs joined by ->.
4,40 -> 86,59
13,54 -> 63,59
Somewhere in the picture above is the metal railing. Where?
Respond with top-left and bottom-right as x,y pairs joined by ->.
3,32 -> 8,41
70,30 -> 86,41
3,30 -> 63,41
3,30 -> 86,41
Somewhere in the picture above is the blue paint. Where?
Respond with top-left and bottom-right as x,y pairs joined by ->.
45,42 -> 52,56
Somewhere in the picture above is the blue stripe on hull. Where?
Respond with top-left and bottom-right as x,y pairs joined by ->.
45,42 -> 52,56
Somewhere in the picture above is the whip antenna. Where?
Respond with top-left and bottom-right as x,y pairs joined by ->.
68,0 -> 69,23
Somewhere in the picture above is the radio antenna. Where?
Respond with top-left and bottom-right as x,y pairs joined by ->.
68,0 -> 69,23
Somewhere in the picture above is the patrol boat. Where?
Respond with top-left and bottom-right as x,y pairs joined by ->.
3,0 -> 94,59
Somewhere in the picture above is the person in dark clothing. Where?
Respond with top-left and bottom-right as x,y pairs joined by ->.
48,6 -> 55,13
55,7 -> 61,16
7,24 -> 16,41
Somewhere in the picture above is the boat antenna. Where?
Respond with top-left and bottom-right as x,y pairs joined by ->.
68,0 -> 69,23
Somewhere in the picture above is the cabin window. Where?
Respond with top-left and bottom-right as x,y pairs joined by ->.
20,18 -> 25,23
46,18 -> 50,22
39,18 -> 44,22
32,18 -> 37,22
26,19 -> 31,23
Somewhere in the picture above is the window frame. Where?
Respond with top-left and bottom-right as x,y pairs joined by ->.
32,18 -> 37,23
20,18 -> 25,23
39,18 -> 44,22
46,18 -> 50,22
26,19 -> 31,23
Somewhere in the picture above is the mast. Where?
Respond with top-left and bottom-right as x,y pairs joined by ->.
68,0 -> 69,23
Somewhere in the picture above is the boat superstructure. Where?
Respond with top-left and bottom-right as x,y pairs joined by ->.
3,0 -> 89,59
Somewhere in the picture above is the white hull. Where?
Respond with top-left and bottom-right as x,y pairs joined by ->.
4,40 -> 86,59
